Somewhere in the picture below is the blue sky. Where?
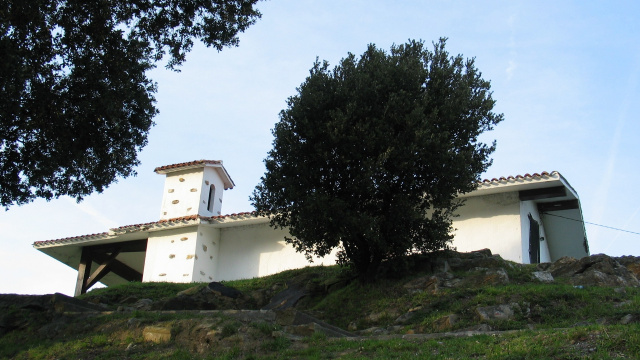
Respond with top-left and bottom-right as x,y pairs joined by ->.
1,0 -> 639,296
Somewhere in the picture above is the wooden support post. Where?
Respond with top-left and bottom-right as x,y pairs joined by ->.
73,239 -> 146,296
86,249 -> 122,290
74,247 -> 92,297
92,252 -> 143,283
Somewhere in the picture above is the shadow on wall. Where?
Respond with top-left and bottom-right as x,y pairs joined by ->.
216,224 -> 288,281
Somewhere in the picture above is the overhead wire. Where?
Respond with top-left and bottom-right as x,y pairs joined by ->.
541,212 -> 640,236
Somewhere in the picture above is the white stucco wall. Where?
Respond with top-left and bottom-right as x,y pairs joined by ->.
142,227 -> 200,283
541,208 -> 589,261
451,192 -> 523,262
519,200 -> 551,263
215,223 -> 337,281
199,167 -> 226,216
192,226 -> 221,282
142,185 -> 585,284
159,169 -> 206,220
158,166 -> 227,220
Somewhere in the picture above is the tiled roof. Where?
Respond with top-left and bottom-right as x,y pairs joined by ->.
34,172 -> 567,249
473,171 -> 579,199
154,159 -> 235,189
111,212 -> 260,232
112,214 -> 202,232
208,211 -> 257,220
479,171 -> 556,184
154,160 -> 222,173
33,212 -> 262,248
33,232 -> 110,247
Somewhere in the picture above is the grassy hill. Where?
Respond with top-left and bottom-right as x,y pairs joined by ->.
2,251 -> 640,359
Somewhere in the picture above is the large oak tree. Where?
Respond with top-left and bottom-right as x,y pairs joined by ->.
252,39 -> 503,280
0,0 -> 261,206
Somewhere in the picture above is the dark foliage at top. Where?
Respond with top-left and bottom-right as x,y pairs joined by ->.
0,0 -> 261,206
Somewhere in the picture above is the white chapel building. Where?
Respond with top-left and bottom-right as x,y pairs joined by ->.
34,160 -> 589,296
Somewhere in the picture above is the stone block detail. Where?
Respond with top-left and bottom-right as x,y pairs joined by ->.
143,325 -> 172,343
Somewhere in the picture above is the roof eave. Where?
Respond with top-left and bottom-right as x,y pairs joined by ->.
459,171 -> 579,199
32,213 -> 269,249
155,161 -> 235,190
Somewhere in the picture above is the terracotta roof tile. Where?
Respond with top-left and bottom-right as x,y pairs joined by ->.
113,212 -> 260,231
33,232 -> 110,247
154,159 -> 235,189
479,171 -> 555,184
33,212 -> 263,247
113,215 -> 202,231
154,160 -> 222,173
208,211 -> 257,220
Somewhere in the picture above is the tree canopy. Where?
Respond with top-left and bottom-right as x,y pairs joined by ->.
251,39 -> 503,280
0,0 -> 261,207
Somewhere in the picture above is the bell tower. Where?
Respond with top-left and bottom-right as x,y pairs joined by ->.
154,160 -> 235,220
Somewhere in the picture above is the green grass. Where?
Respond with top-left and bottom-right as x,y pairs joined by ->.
76,263 -> 640,334
275,267 -> 640,333
221,321 -> 241,338
251,321 -> 281,335
5,258 -> 640,359
250,325 -> 640,359
222,264 -> 348,293
260,336 -> 291,352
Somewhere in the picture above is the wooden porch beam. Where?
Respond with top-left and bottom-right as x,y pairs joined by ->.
73,240 -> 146,296
74,247 -> 92,297
92,252 -> 143,283
86,249 -> 122,290
85,239 -> 147,253
519,186 -> 566,201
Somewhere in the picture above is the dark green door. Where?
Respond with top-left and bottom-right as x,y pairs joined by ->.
528,214 -> 540,264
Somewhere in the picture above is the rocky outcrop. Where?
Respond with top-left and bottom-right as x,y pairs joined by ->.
476,303 -> 522,322
262,271 -> 336,310
403,249 -> 513,294
612,255 -> 640,279
432,314 -> 459,331
151,284 -> 242,310
208,282 -> 243,299
414,250 -> 640,289
531,271 -> 554,283
539,254 -> 640,287
0,293 -> 108,337
275,308 -> 356,338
